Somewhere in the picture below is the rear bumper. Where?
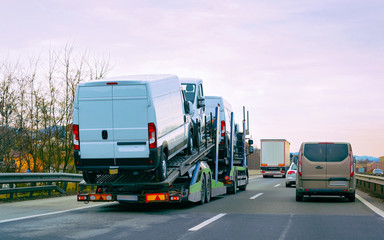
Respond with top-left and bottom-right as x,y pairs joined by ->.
74,148 -> 161,172
297,188 -> 355,196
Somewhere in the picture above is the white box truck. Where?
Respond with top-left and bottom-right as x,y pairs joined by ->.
260,139 -> 290,178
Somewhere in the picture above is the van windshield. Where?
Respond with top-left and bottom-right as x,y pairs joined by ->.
182,84 -> 196,103
304,143 -> 349,162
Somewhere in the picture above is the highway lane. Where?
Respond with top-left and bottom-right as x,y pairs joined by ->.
1,176 -> 384,239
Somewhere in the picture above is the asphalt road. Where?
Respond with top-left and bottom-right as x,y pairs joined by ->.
1,176 -> 384,240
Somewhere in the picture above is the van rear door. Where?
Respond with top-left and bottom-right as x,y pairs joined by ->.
78,85 -> 115,161
302,143 -> 327,189
112,84 -> 149,160
326,143 -> 350,189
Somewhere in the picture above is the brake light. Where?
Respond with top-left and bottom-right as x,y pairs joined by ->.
298,149 -> 302,176
350,150 -> 354,177
73,124 -> 80,150
221,121 -> 225,137
287,170 -> 295,174
148,123 -> 157,149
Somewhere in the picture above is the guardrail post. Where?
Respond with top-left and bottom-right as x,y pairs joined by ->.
48,182 -> 52,196
30,183 -> 36,197
63,182 -> 68,192
9,183 -> 14,200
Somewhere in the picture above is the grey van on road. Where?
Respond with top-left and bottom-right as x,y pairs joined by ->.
296,142 -> 356,202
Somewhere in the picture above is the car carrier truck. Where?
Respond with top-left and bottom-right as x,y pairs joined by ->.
260,139 -> 290,178
77,105 -> 253,204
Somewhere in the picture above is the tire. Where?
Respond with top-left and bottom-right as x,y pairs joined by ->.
206,174 -> 211,203
229,172 -> 237,194
185,132 -> 193,155
157,152 -> 167,182
296,191 -> 303,202
200,175 -> 206,205
286,182 -> 290,187
194,126 -> 201,148
239,184 -> 247,191
347,192 -> 356,202
83,171 -> 97,184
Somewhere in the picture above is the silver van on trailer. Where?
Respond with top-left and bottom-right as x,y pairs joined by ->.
72,74 -> 193,183
180,78 -> 206,147
205,96 -> 235,159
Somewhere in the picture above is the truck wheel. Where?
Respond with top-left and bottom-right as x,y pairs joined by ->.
194,126 -> 201,148
296,191 -> 303,202
239,184 -> 247,191
185,132 -> 193,155
229,172 -> 237,194
206,174 -> 211,203
200,175 -> 206,205
83,171 -> 97,184
157,152 -> 167,182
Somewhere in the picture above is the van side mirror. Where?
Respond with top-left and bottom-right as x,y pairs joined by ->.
197,97 -> 205,108
248,146 -> 254,154
248,139 -> 253,145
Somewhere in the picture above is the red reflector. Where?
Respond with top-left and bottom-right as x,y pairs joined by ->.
261,171 -> 265,173
224,176 -> 230,180
305,189 -> 309,191
107,82 -> 118,85
343,189 -> 347,192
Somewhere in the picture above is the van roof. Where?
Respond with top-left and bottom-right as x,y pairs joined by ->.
261,139 -> 289,143
180,78 -> 203,84
301,142 -> 351,145
78,74 -> 178,86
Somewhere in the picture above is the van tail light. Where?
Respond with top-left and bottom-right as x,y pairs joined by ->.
298,149 -> 302,176
221,121 -> 226,137
350,151 -> 354,177
148,123 -> 157,149
73,124 -> 80,150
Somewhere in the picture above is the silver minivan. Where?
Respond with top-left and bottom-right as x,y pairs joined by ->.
296,142 -> 356,202
73,74 -> 193,183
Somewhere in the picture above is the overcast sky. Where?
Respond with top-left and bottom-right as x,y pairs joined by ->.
1,0 -> 383,157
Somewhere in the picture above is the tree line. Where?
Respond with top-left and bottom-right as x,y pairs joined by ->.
0,45 -> 110,173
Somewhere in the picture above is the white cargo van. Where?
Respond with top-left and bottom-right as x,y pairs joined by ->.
72,74 -> 193,183
180,78 -> 206,147
205,96 -> 235,159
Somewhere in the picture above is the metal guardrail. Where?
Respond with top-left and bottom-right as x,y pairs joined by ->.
356,173 -> 384,196
0,173 -> 83,200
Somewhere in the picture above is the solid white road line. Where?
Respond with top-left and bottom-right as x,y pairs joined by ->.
0,202 -> 115,224
250,193 -> 264,199
274,184 -> 281,187
188,213 -> 226,231
356,194 -> 384,218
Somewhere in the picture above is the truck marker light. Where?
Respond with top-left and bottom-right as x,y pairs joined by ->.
305,189 -> 309,191
97,188 -> 103,193
73,124 -> 80,150
107,82 -> 118,85
148,123 -> 157,149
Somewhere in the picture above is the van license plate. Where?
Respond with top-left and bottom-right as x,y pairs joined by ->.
330,181 -> 347,186
109,168 -> 118,175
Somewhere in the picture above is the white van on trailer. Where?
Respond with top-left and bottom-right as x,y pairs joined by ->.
205,96 -> 235,159
180,78 -> 206,147
73,74 -> 193,183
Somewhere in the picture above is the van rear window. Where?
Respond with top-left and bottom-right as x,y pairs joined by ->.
304,144 -> 349,162
304,144 -> 326,162
326,144 -> 349,162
